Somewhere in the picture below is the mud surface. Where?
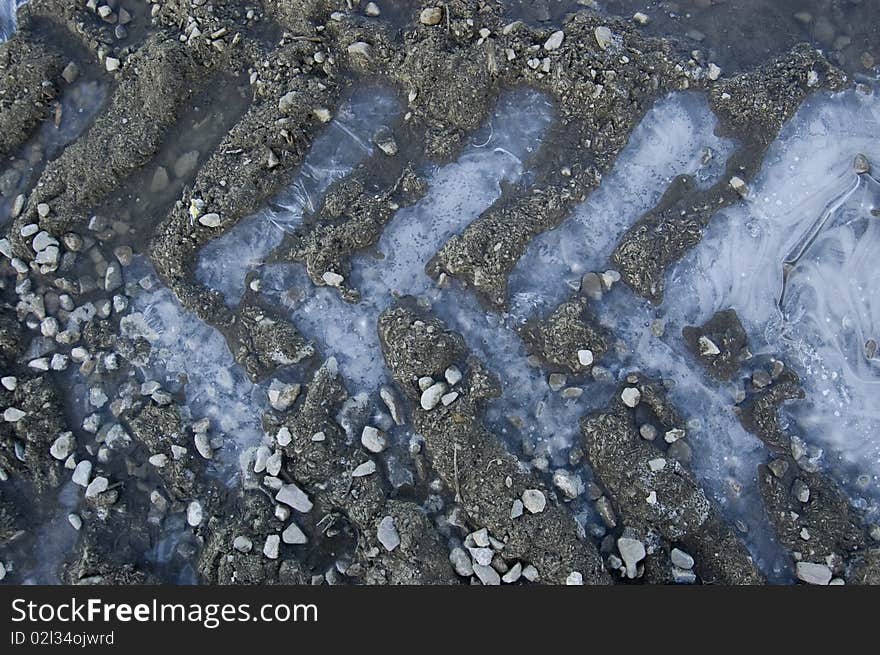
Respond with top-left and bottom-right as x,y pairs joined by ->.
1,0 -> 879,586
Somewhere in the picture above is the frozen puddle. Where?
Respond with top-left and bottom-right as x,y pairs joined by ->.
1,80 -> 108,222
539,86 -> 880,577
121,259 -> 267,471
509,91 -> 734,319
187,80 -> 878,578
195,85 -> 401,305
258,89 -> 554,391
667,87 -> 880,515
0,0 -> 25,43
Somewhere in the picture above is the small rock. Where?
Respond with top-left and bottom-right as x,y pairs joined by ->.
276,483 -> 313,513
61,61 -> 80,83
186,501 -> 203,526
510,499 -> 524,519
552,469 -> 582,499
364,2 -> 380,17
72,460 -> 92,486
577,349 -> 594,366
698,335 -> 721,356
347,41 -> 373,61
352,461 -> 376,477
198,213 -> 221,228
419,7 -> 443,25
729,176 -> 748,197
282,521 -> 308,545
275,426 -> 292,446
707,63 -> 722,80
194,432 -> 213,459
377,516 -> 400,551
444,365 -> 463,386
473,563 -> 501,585
792,478 -> 811,503
617,536 -> 646,579
104,263 -> 122,292
664,428 -> 686,444
621,387 -> 641,407
544,30 -> 564,51
502,562 -> 522,583
470,528 -> 490,547
50,433 -> 76,460
267,380 -> 300,412
565,571 -> 584,585
263,534 -> 280,559
521,489 -> 547,514
795,561 -> 832,585
768,459 -> 789,478
361,425 -> 387,453
467,546 -> 492,566
233,536 -> 253,553
580,272 -> 603,300
548,373 -> 567,391
854,153 -> 871,175
633,12 -> 650,25
672,566 -> 697,584
265,451 -> 282,477
449,547 -> 473,576
380,386 -> 405,425
671,548 -> 695,569
648,457 -> 666,472
105,57 -> 120,72
420,381 -> 447,410
441,391 -> 459,406
3,407 -> 26,422
85,476 -> 109,498
278,91 -> 297,114
594,26 -> 614,50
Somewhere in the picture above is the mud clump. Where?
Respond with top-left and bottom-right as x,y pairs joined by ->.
379,304 -> 610,585
0,22 -> 63,158
519,296 -> 607,375
682,308 -> 750,381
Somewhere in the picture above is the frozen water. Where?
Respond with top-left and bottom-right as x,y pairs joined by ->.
0,0 -> 25,43
1,80 -> 108,222
667,88 -> 880,512
195,85 -> 400,306
122,260 -> 268,470
259,89 -> 554,391
157,79 -> 879,578
509,91 -> 734,319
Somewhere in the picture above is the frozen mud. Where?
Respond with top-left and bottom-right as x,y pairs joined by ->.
195,86 -> 401,306
668,88 -> 880,514
121,259 -> 267,471
2,0 -> 879,586
509,91 -> 734,320
1,80 -> 107,222
256,89 -> 553,391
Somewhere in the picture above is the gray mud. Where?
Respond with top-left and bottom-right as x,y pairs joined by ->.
0,0 -> 878,586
